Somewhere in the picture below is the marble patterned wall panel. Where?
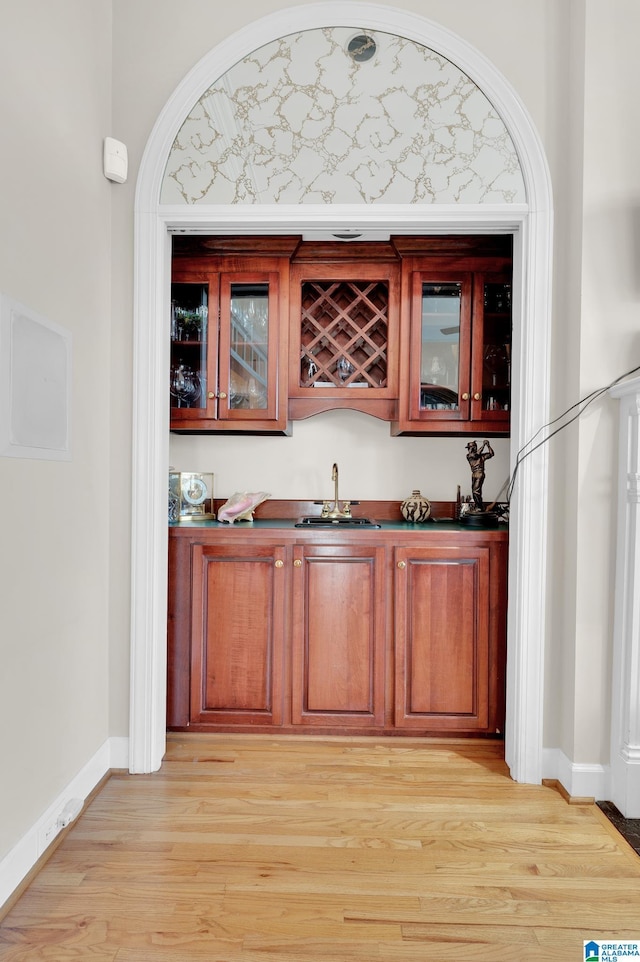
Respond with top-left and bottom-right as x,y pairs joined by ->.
161,27 -> 525,205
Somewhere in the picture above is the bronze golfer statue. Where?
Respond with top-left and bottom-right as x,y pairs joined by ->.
465,439 -> 495,512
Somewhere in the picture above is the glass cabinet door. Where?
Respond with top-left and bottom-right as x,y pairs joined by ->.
478,279 -> 511,418
170,283 -> 208,414
229,283 -> 269,410
171,265 -> 286,430
420,282 -> 461,410
218,273 -> 279,421
410,273 -> 472,421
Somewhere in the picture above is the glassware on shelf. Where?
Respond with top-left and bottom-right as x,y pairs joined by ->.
171,304 -> 207,342
169,363 -> 202,407
336,357 -> 354,383
483,344 -> 508,388
428,354 -> 447,385
300,351 -> 318,384
484,283 -> 511,313
248,377 -> 267,410
420,385 -> 458,410
231,288 -> 269,343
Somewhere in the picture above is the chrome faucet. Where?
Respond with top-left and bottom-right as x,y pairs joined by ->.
321,462 -> 352,519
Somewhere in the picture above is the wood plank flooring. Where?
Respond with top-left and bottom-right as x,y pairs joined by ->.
1,734 -> 640,960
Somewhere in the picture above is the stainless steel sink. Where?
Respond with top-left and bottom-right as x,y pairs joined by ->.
296,463 -> 382,528
294,516 -> 381,528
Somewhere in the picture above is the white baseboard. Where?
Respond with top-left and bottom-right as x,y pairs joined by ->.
0,736 -> 129,911
542,747 -> 609,800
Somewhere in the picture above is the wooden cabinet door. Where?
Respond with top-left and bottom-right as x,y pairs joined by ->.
394,545 -> 491,731
190,542 -> 286,726
392,246 -> 512,438
291,543 -> 386,728
170,254 -> 290,433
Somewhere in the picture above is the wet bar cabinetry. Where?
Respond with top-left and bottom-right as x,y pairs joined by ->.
391,236 -> 512,436
287,242 -> 401,421
170,237 -> 297,433
170,235 -> 512,436
168,521 -> 508,736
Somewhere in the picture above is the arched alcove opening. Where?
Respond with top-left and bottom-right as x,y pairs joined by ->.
161,26 -> 525,206
131,3 -> 553,781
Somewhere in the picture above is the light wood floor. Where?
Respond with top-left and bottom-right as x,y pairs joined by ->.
1,735 -> 640,961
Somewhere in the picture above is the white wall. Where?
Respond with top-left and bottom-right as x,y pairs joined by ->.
570,0 -> 640,763
169,414 -> 511,505
0,0 -> 113,865
542,0 -> 582,761
543,0 -> 640,770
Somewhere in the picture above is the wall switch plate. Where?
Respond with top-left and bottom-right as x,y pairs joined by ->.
104,136 -> 128,183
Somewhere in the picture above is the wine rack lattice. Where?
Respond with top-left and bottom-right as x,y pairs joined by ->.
299,280 -> 389,388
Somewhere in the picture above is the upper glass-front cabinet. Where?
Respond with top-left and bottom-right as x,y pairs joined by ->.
169,234 -> 512,436
395,267 -> 511,435
170,259 -> 288,432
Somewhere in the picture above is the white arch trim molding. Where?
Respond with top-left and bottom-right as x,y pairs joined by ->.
131,2 -> 553,779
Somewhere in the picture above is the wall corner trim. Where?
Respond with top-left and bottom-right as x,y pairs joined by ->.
609,375 -> 640,817
542,747 -> 609,802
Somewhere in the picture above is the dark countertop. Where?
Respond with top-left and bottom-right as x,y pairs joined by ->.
169,517 -> 507,533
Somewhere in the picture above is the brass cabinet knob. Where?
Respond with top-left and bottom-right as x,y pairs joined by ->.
207,391 -> 215,399
474,392 -> 482,401
461,392 -> 470,401
218,391 -> 227,400
293,559 -> 302,568
274,559 -> 284,568
397,560 -> 406,569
